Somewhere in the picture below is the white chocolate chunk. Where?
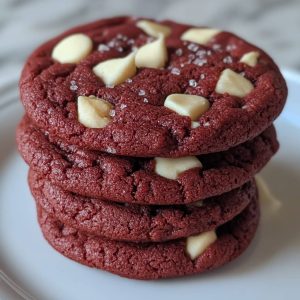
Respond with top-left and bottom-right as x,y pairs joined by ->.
136,20 -> 171,38
164,94 -> 210,121
255,175 -> 282,216
186,230 -> 217,260
215,69 -> 254,98
93,52 -> 136,86
77,96 -> 113,128
135,35 -> 167,69
154,157 -> 202,180
52,34 -> 93,64
181,28 -> 220,45
240,51 -> 260,67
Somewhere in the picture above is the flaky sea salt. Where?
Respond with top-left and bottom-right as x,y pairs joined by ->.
98,44 -> 110,52
108,40 -> 116,48
120,104 -> 127,109
193,58 -> 207,66
226,44 -> 236,51
143,98 -> 149,103
189,79 -> 197,87
223,56 -> 233,64
196,50 -> 206,57
126,78 -> 133,83
212,44 -> 221,51
200,74 -> 206,80
106,147 -> 117,154
175,48 -> 183,56
70,85 -> 78,91
171,67 -> 181,75
187,43 -> 199,52
138,89 -> 146,96
69,80 -> 78,91
109,110 -> 116,117
188,54 -> 195,60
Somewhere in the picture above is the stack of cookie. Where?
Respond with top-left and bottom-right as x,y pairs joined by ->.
16,17 -> 287,279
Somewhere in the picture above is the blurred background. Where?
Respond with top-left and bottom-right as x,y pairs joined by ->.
0,0 -> 300,100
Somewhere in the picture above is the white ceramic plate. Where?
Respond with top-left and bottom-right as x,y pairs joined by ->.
0,70 -> 299,300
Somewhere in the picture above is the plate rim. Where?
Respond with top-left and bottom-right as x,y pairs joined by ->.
0,68 -> 300,300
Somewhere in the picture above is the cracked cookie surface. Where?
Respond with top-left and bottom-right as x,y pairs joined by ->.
18,116 -> 278,204
29,170 -> 256,242
37,196 -> 259,279
19,16 -> 287,157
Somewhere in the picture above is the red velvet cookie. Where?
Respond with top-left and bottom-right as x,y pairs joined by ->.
19,16 -> 287,157
37,197 -> 259,279
29,169 -> 256,242
18,115 -> 278,205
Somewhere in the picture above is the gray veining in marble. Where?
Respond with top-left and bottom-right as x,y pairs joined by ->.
0,0 -> 299,103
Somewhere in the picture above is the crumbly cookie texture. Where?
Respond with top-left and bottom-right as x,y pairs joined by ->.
29,170 -> 255,242
37,197 -> 259,279
17,117 -> 279,205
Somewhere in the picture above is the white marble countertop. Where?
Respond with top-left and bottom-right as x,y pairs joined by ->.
0,0 -> 299,107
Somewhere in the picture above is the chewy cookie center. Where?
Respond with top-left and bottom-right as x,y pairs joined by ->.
48,19 -> 260,133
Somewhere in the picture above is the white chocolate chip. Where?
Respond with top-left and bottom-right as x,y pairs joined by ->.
164,94 -> 210,121
135,35 -> 168,69
77,96 -> 113,128
240,51 -> 260,67
255,175 -> 282,216
136,20 -> 171,38
93,52 -> 136,86
215,69 -> 254,98
52,34 -> 93,64
181,28 -> 220,45
186,230 -> 217,260
154,157 -> 202,180
191,121 -> 200,128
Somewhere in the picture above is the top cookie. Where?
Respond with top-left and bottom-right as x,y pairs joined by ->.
20,16 -> 287,157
